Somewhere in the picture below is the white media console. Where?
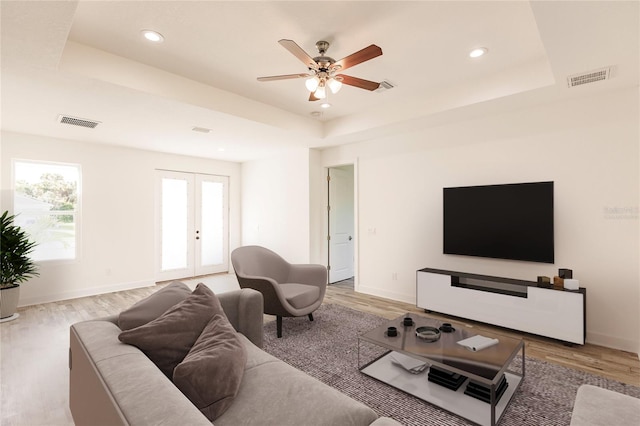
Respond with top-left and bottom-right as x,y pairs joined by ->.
416,268 -> 586,345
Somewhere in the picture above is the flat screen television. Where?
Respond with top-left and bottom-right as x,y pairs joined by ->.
443,181 -> 554,263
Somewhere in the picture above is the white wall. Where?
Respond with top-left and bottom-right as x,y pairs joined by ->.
240,147 -> 313,263
321,87 -> 639,353
308,148 -> 325,264
0,131 -> 241,306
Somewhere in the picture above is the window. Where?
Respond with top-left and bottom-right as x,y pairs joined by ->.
13,160 -> 81,261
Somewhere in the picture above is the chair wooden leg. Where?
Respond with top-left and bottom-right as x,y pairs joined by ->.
277,316 -> 282,338
308,313 -> 314,322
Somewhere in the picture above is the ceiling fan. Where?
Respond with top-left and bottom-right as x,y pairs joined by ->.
257,39 -> 383,101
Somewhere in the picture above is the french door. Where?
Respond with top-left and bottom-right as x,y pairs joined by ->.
156,170 -> 229,281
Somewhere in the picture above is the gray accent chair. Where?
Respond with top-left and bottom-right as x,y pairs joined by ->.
231,245 -> 327,338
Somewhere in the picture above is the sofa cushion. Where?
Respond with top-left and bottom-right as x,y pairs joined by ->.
173,313 -> 247,421
280,283 -> 320,309
215,353 -> 378,426
118,283 -> 224,378
570,384 -> 640,425
118,281 -> 192,331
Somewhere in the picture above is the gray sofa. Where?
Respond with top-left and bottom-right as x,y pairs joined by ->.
69,288 -> 400,426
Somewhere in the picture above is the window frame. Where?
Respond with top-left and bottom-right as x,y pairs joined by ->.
12,159 -> 82,264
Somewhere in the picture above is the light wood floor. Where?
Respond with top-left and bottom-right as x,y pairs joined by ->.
0,276 -> 638,426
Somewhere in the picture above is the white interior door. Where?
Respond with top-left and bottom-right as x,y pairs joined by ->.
328,166 -> 355,283
156,171 -> 228,281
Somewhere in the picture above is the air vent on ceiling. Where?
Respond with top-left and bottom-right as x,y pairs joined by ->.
376,80 -> 395,92
567,67 -> 611,88
192,127 -> 212,133
58,115 -> 100,128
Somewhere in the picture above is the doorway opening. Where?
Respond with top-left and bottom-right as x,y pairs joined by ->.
327,165 -> 355,286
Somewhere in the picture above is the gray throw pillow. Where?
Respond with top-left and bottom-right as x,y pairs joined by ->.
118,281 -> 192,331
173,313 -> 247,421
118,283 -> 225,378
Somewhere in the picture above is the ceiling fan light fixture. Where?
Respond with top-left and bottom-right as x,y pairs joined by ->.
328,78 -> 342,94
305,76 -> 320,92
314,84 -> 326,99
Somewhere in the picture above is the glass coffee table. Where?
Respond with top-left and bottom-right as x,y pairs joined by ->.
358,313 -> 525,426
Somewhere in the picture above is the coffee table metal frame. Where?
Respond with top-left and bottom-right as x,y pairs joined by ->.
358,313 -> 525,426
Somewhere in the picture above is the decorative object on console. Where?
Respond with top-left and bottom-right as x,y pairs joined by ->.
537,276 -> 551,288
553,276 -> 564,289
386,326 -> 398,337
564,279 -> 580,291
559,268 -> 573,279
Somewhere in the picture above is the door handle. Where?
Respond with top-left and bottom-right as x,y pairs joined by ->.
348,236 -> 352,241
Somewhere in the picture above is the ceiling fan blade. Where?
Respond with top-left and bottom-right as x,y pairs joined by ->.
308,92 -> 320,101
337,74 -> 381,91
257,73 -> 310,82
331,45 -> 382,72
278,39 -> 318,70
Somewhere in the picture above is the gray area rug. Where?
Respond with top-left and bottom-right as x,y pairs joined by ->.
262,303 -> 640,426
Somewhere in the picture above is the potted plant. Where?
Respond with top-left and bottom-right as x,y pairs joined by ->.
1,211 -> 39,321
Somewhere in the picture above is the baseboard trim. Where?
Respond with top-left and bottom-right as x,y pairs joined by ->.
355,284 -> 415,305
17,280 -> 155,307
586,331 -> 640,356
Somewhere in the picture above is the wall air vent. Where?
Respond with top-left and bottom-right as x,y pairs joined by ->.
192,126 -> 212,133
58,115 -> 100,129
567,67 -> 611,88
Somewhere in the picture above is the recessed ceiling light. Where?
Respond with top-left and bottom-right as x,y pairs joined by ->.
469,47 -> 488,58
141,30 -> 164,43
320,103 -> 331,109
217,147 -> 225,152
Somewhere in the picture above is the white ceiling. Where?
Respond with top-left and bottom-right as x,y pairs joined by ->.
1,1 -> 638,162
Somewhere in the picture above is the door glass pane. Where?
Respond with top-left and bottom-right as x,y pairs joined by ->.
200,181 -> 223,266
161,178 -> 188,270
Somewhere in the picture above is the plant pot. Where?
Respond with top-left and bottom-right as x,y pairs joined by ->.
0,284 -> 20,321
